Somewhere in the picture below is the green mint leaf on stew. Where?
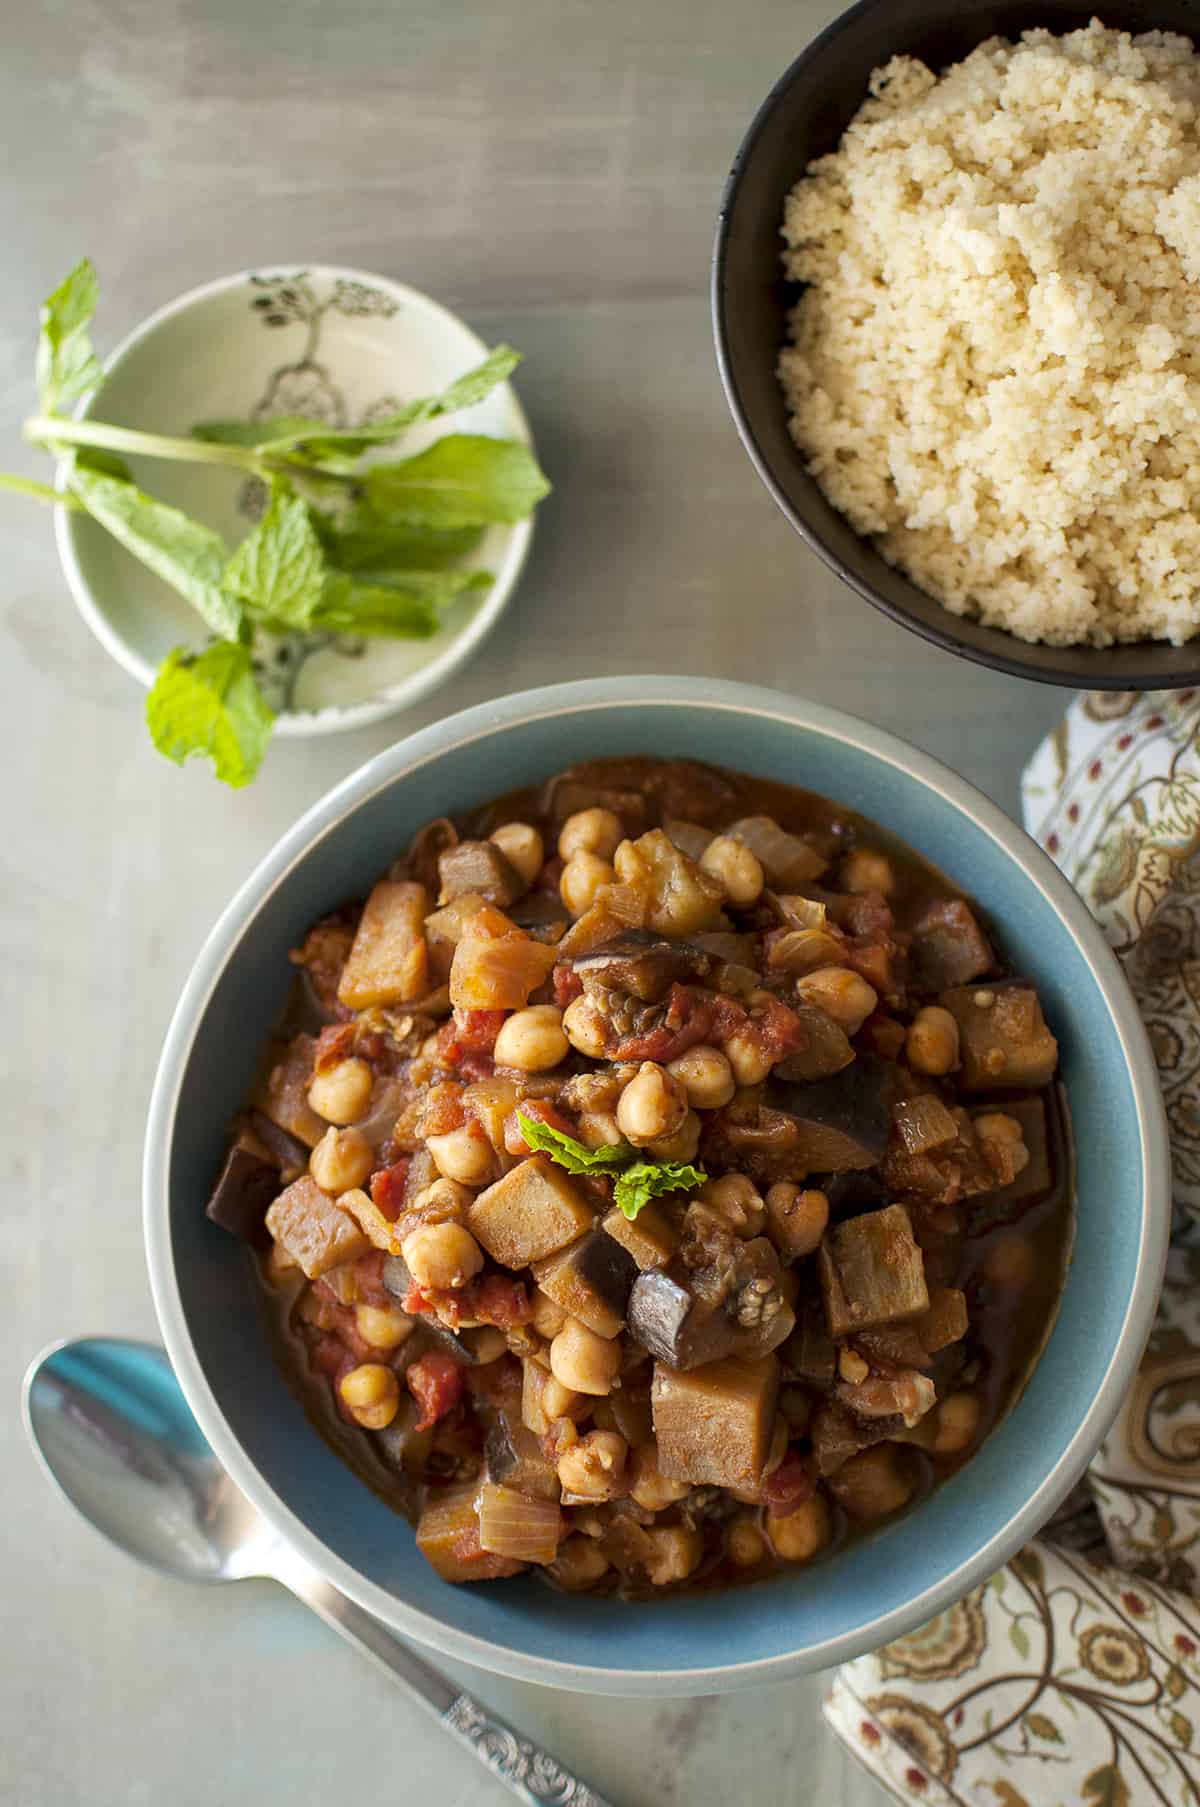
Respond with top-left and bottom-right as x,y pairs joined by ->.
514,1113 -> 631,1174
614,1161 -> 707,1222
146,643 -> 273,788
225,488 -> 326,628
69,465 -> 244,641
364,435 -> 551,528
311,569 -> 490,638
312,512 -> 483,573
36,259 -> 104,415
249,346 -> 524,464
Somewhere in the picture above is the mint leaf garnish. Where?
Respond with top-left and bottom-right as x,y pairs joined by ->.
146,643 -> 273,788
613,1161 -> 707,1222
515,1112 -> 630,1174
36,259 -> 103,415
364,435 -> 551,528
515,1112 -> 706,1219
225,487 -> 326,629
69,465 -> 243,641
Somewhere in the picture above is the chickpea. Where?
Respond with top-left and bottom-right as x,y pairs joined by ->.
530,1286 -> 568,1340
840,848 -> 897,897
558,807 -> 623,862
667,1044 -> 736,1111
728,1517 -> 767,1568
308,1057 -> 373,1125
700,835 -> 765,908
550,1317 -> 622,1396
975,1112 -> 1031,1183
578,1107 -> 625,1149
494,1005 -> 569,1073
309,1125 -> 374,1195
560,851 -> 615,917
829,1446 -> 914,1521
354,1302 -> 414,1351
401,1221 -> 484,1290
643,1522 -> 703,1586
616,1062 -> 689,1147
838,1347 -> 869,1384
562,995 -> 609,1059
767,1494 -> 832,1563
905,1006 -> 960,1077
489,821 -> 544,887
464,1325 -> 508,1365
408,1177 -> 474,1224
557,1430 -> 629,1501
552,1535 -> 611,1589
426,1123 -> 494,1186
933,1391 -> 982,1456
723,1030 -> 774,1087
629,1441 -> 691,1511
339,1363 -> 400,1430
765,1182 -> 829,1260
644,1110 -> 702,1164
542,1374 -> 582,1420
701,1173 -> 766,1238
795,967 -> 878,1035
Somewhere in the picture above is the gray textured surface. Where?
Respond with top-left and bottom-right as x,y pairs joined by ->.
1,1 -> 1067,1802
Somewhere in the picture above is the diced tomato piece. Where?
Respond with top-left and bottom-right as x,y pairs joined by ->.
437,1007 -> 507,1070
353,1248 -> 391,1305
309,1334 -> 351,1383
473,1273 -> 532,1329
418,1080 -> 467,1137
750,992 -> 807,1058
370,1159 -> 411,1221
840,891 -> 896,939
552,963 -> 584,1007
456,1051 -> 496,1082
846,938 -> 894,995
762,1454 -> 816,1515
407,1352 -> 465,1432
504,1096 -> 575,1156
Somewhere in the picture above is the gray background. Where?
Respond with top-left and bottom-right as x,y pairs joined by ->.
1,1 -> 1065,1801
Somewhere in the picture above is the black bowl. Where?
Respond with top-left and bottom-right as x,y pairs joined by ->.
713,0 -> 1200,689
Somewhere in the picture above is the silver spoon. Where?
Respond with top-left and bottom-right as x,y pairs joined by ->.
22,1335 -> 610,1807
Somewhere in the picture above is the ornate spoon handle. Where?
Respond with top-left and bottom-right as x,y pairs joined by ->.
277,1553 -> 614,1807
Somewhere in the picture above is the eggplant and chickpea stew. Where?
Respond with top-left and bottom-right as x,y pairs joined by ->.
208,758 -> 1072,1596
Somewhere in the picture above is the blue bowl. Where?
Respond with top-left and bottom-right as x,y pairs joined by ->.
144,677 -> 1169,1694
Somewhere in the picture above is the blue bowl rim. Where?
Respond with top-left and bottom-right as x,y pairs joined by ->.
143,675 -> 1170,1693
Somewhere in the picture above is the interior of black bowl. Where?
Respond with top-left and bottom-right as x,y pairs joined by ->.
713,0 -> 1200,689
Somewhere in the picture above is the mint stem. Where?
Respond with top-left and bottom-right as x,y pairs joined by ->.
24,414 -> 264,473
0,470 -> 84,509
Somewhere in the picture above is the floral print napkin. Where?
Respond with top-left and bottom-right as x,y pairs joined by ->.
825,690 -> 1200,1805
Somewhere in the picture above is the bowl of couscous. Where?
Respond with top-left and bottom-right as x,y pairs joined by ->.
714,0 -> 1200,688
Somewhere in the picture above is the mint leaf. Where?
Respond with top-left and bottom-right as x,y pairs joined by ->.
515,1112 -> 630,1174
191,416 -> 334,449
614,1161 -> 707,1221
225,488 -> 326,628
364,435 -> 551,528
69,466 -> 243,641
74,445 -> 133,481
312,513 -> 483,573
146,643 -> 273,787
309,569 -> 490,639
36,259 -> 103,415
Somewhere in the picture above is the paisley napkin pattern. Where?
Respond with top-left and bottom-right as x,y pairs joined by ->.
825,691 -> 1200,1806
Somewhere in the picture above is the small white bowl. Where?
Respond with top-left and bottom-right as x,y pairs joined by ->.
55,265 -> 537,736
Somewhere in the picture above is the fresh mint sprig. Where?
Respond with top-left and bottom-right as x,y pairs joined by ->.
514,1111 -> 707,1220
3,261 -> 551,788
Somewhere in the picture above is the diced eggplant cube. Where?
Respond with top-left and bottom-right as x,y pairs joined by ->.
818,1203 -> 929,1338
253,1034 -> 325,1148
264,1176 -> 370,1279
602,1203 -> 679,1271
572,930 -> 714,1003
531,1231 -> 637,1338
485,1416 -> 562,1501
338,880 -> 430,1009
784,1296 -> 837,1385
912,899 -> 994,991
469,1157 -> 595,1269
652,1354 -> 780,1489
438,840 -> 525,908
772,1004 -> 855,1083
248,1110 -> 310,1177
769,1056 -> 895,1172
206,1140 -> 278,1245
939,983 -> 1058,1091
914,1286 -> 968,1353
627,1240 -> 793,1370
